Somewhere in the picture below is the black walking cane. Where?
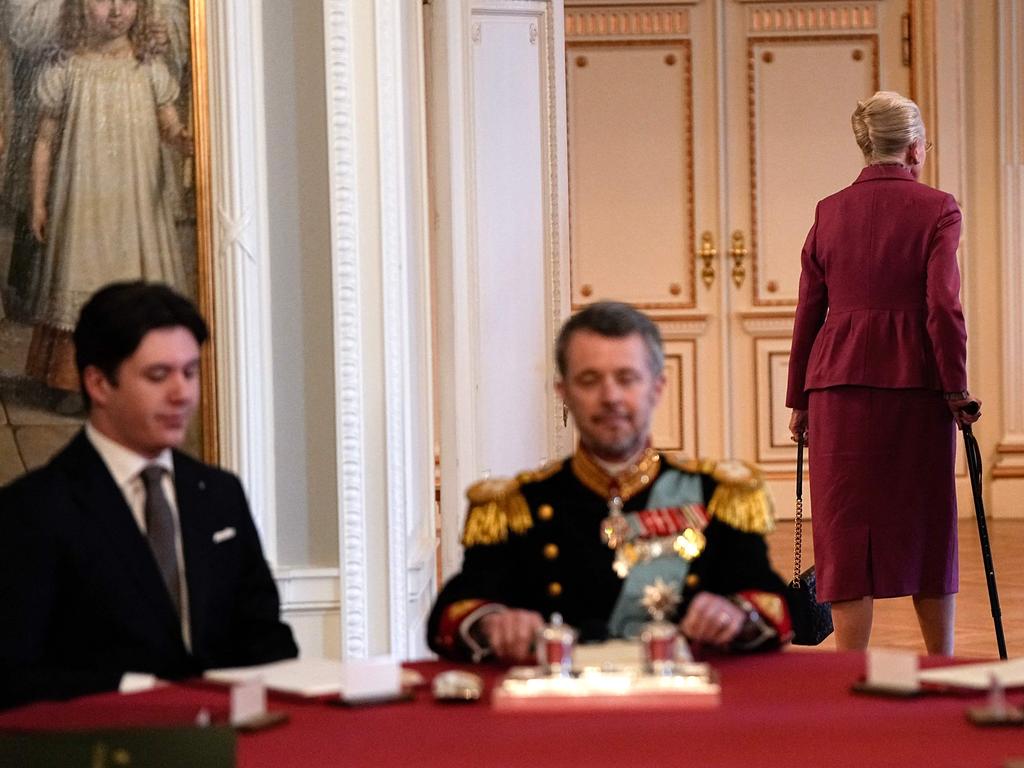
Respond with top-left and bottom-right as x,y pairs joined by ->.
961,402 -> 1008,660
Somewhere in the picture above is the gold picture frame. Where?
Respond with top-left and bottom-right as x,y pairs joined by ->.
0,0 -> 217,482
189,0 -> 217,465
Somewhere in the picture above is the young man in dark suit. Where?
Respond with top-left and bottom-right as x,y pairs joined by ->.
0,282 -> 297,708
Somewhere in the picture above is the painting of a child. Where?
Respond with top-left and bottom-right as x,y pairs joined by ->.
25,0 -> 192,399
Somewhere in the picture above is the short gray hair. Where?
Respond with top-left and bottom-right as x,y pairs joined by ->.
555,301 -> 664,378
851,91 -> 925,163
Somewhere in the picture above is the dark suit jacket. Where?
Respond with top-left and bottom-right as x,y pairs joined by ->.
786,164 -> 967,410
0,431 -> 297,708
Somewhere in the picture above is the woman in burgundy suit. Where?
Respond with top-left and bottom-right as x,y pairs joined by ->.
786,92 -> 981,654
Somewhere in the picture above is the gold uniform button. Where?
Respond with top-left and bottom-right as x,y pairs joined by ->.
685,573 -> 700,588
547,582 -> 563,597
538,504 -> 554,521
543,543 -> 559,560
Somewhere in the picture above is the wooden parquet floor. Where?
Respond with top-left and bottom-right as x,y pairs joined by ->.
766,519 -> 1024,659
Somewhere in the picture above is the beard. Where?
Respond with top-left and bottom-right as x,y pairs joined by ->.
580,411 -> 648,463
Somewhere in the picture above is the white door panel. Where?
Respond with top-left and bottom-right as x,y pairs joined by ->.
566,0 -> 910,512
567,41 -> 697,308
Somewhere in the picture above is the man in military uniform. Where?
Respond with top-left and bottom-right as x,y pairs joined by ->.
428,301 -> 793,663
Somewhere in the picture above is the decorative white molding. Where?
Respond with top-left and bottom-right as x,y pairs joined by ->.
997,0 -> 1024,473
565,6 -> 691,38
746,3 -> 879,34
322,0 -> 369,659
654,340 -> 697,456
564,0 -> 698,7
651,314 -> 711,340
276,567 -> 342,611
753,338 -> 794,464
206,0 -> 277,561
316,0 -> 436,660
276,568 -> 342,660
543,3 -> 573,460
738,311 -> 795,337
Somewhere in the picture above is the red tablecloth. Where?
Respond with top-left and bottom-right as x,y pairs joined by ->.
0,651 -> 1019,767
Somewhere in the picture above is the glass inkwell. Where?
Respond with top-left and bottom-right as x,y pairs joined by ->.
536,612 -> 576,678
640,578 -> 689,676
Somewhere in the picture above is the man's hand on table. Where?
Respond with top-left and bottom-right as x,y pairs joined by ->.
679,592 -> 746,647
479,609 -> 545,663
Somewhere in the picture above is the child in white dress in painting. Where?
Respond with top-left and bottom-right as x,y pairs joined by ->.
26,0 -> 191,399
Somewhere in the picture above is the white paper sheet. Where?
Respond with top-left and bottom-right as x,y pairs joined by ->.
205,658 -> 423,697
918,658 -> 1024,690
205,658 -> 346,697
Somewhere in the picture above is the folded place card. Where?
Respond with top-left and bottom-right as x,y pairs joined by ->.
119,672 -> 159,694
865,648 -> 919,692
338,657 -> 402,703
230,678 -> 267,726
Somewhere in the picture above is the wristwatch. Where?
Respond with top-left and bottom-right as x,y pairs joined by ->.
728,595 -> 776,650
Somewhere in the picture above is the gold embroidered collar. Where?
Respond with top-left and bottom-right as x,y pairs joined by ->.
572,447 -> 662,502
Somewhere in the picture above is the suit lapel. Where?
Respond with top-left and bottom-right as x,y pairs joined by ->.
65,433 -> 183,638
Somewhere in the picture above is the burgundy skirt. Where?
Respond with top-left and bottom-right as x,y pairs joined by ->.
807,386 -> 958,602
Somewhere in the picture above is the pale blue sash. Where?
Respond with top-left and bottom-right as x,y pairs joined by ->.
606,468 -> 704,638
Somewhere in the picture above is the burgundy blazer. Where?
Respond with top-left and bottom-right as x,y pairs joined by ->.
786,164 -> 967,410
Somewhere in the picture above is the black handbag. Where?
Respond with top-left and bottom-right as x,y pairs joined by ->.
788,435 -> 833,645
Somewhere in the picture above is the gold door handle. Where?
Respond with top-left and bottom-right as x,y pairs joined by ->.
730,230 -> 748,288
699,231 -> 717,288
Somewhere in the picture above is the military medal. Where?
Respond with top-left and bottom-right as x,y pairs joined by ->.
601,502 -> 708,579
601,495 -> 633,577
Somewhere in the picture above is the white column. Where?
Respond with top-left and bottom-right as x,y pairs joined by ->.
205,0 -> 278,560
323,0 -> 437,659
322,0 -> 368,659
375,0 -> 438,661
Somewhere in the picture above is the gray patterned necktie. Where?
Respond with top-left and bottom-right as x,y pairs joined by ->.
140,465 -> 181,617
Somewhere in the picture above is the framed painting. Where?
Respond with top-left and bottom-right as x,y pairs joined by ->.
0,0 -> 216,485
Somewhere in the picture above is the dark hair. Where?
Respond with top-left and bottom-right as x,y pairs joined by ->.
555,301 -> 664,378
74,281 -> 209,408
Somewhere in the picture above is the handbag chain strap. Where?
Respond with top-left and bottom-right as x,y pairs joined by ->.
791,434 -> 804,588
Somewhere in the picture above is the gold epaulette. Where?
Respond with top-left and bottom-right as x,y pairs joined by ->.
515,458 -> 563,487
461,477 -> 533,548
705,459 -> 775,534
662,452 -> 716,476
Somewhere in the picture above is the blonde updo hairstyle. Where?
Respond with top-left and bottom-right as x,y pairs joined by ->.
851,91 -> 925,164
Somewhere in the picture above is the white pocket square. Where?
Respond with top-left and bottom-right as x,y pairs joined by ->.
212,527 -> 236,544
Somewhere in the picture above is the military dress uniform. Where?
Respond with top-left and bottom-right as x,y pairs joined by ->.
428,448 -> 793,661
